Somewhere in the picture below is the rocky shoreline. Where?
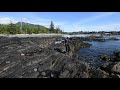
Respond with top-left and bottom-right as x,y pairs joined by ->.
0,36 -> 120,78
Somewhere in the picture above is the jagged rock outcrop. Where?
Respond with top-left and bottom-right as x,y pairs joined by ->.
100,52 -> 120,78
0,36 -> 119,78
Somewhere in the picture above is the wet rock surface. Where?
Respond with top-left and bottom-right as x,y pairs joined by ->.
100,52 -> 120,78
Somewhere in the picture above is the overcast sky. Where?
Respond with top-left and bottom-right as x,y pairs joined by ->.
0,12 -> 120,32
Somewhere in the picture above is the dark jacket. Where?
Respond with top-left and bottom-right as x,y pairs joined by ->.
64,39 -> 69,45
64,38 -> 70,53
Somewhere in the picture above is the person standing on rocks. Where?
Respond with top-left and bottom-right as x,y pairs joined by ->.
64,36 -> 71,55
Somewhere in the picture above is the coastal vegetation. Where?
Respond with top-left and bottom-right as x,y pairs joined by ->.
0,21 -> 63,34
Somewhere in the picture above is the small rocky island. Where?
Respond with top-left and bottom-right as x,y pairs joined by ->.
0,35 -> 120,78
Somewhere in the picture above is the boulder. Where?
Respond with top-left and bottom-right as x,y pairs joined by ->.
111,62 -> 120,74
100,62 -> 120,76
100,54 -> 110,61
114,52 -> 120,58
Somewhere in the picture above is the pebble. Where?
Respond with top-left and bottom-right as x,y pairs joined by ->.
117,74 -> 120,78
6,61 -> 10,64
41,72 -> 46,76
34,68 -> 37,72
51,74 -> 54,77
21,53 -> 25,56
43,77 -> 48,78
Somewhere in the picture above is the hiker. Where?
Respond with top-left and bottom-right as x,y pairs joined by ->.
64,36 -> 70,54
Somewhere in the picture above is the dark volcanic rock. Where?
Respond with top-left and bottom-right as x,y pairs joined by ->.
108,37 -> 119,40
100,54 -> 111,61
0,37 -> 57,78
0,36 -> 115,78
111,62 -> 120,74
100,62 -> 120,76
51,37 -> 91,57
98,51 -> 120,78
94,38 -> 106,42
89,68 -> 109,78
114,52 -> 120,58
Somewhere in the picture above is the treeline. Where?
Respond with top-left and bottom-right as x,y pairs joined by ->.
0,21 -> 63,34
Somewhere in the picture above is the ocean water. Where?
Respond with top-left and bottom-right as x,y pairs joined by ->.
63,34 -> 120,39
63,34 -> 101,37
63,34 -> 120,66
79,40 -> 120,66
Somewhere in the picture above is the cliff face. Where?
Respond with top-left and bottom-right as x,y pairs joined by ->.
0,36 -> 114,78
